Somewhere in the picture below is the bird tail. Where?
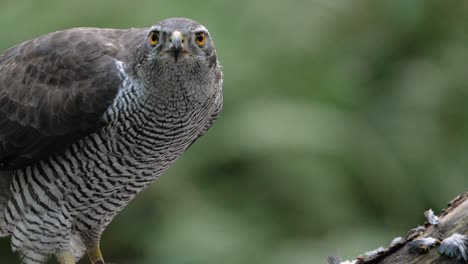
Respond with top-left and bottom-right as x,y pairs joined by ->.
0,170 -> 13,237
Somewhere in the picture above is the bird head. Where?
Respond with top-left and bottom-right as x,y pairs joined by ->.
135,18 -> 221,100
142,18 -> 217,67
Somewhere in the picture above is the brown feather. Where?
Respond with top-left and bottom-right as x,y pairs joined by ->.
0,27 -> 147,170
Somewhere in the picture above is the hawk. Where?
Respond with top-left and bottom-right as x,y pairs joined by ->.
0,17 -> 223,264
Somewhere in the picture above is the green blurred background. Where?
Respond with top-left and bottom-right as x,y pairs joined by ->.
1,0 -> 468,263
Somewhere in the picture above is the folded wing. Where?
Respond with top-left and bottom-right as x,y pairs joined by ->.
0,28 -> 126,170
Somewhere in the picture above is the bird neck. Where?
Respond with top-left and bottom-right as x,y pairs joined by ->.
136,58 -> 221,109
103,74 -> 218,161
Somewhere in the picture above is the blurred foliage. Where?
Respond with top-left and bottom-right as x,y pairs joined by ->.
0,0 -> 468,263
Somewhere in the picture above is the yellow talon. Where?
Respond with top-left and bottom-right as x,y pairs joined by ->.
56,252 -> 75,264
87,244 -> 104,264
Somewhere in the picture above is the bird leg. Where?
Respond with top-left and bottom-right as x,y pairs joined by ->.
87,244 -> 105,264
56,252 -> 75,264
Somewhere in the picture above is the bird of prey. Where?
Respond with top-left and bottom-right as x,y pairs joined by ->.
0,17 -> 223,264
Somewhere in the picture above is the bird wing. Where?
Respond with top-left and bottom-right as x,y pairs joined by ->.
0,28 -> 127,170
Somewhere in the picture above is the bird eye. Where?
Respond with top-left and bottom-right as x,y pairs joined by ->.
149,31 -> 159,46
195,32 -> 206,46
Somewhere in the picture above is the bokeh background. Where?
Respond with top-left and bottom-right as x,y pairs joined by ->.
1,0 -> 468,263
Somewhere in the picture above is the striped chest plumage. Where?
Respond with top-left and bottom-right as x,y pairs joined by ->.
67,75 -> 218,185
15,74 -> 219,214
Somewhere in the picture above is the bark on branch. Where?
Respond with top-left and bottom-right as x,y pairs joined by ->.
330,193 -> 468,264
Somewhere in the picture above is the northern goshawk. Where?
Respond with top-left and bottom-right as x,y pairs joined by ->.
0,17 -> 223,264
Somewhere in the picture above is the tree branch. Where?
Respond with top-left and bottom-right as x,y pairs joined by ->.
330,193 -> 468,264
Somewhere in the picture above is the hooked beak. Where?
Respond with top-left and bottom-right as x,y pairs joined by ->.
170,31 -> 184,62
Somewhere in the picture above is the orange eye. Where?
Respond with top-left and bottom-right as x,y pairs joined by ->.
149,31 -> 159,46
195,32 -> 206,46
